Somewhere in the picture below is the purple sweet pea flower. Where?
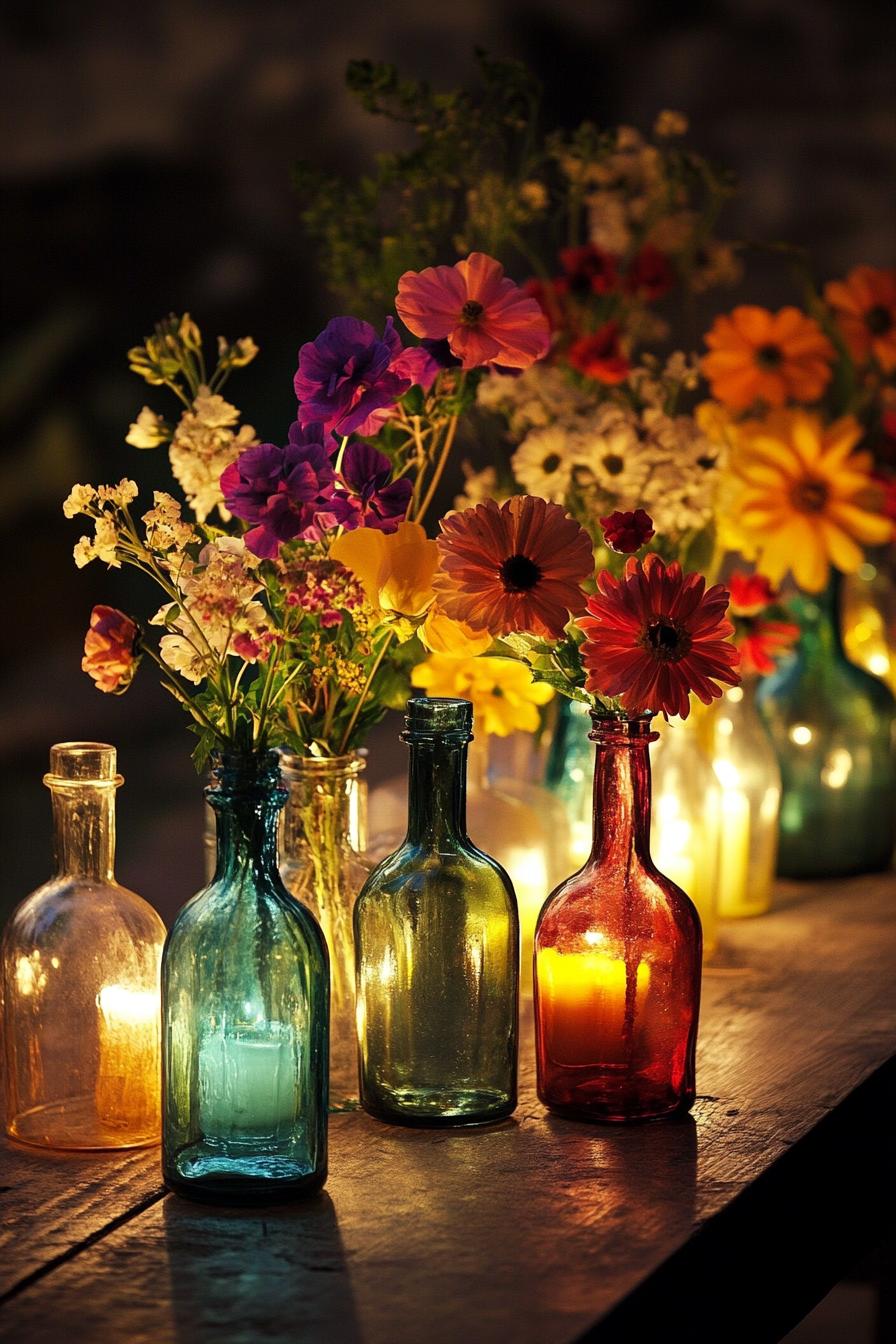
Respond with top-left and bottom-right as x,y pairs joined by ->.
220,426 -> 345,558
294,316 -> 412,437
336,442 -> 413,533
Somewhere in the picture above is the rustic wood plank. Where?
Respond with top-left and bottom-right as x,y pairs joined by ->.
0,1141 -> 162,1300
1,874 -> 894,1343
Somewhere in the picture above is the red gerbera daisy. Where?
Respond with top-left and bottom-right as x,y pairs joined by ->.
435,495 -> 595,639
624,244 -> 675,300
555,244 -> 619,297
578,552 -> 740,718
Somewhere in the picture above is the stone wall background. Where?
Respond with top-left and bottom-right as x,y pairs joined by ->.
1,0 -> 893,915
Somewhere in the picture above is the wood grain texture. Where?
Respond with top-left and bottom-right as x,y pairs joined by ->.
1,874 -> 894,1344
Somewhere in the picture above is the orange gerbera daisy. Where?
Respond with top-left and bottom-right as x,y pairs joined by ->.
726,410 -> 893,592
395,252 -> 551,371
434,495 -> 594,639
701,306 -> 834,410
578,554 -> 740,719
824,266 -> 896,372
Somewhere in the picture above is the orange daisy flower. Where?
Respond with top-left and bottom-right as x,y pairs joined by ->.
395,252 -> 551,371
435,496 -> 594,639
824,266 -> 896,372
577,553 -> 740,719
701,306 -> 834,410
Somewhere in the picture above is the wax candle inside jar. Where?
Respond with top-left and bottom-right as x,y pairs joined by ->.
198,1023 -> 297,1142
714,772 -> 751,917
95,984 -> 161,1135
537,942 -> 651,1067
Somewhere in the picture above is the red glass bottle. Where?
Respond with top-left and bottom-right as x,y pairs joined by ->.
534,714 -> 702,1123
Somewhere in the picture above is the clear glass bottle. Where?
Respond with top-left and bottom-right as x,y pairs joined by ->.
704,683 -> 781,918
354,698 -> 519,1126
841,556 -> 896,695
2,743 -> 165,1149
545,698 -> 598,868
162,750 -> 329,1203
649,716 -> 721,955
757,575 -> 896,878
535,715 -> 702,1124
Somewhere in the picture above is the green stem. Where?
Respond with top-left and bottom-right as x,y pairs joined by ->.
338,631 -> 395,754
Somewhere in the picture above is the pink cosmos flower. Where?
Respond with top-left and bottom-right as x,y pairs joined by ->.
395,252 -> 551,371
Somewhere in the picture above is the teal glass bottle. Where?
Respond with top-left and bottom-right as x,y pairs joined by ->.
757,574 -> 896,878
162,751 -> 329,1203
354,698 -> 519,1126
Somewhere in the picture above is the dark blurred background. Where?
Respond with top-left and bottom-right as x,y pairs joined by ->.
2,0 -> 894,925
0,5 -> 894,1338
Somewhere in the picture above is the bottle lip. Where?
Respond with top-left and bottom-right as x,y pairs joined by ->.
588,712 -> 658,744
403,696 -> 474,742
278,749 -> 367,778
44,741 -> 123,789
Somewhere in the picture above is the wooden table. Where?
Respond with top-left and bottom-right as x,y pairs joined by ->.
2,875 -> 894,1344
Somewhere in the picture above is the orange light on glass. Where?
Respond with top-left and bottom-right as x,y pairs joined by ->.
537,938 -> 651,1066
95,985 -> 162,1135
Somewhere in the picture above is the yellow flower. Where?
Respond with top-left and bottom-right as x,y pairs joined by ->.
330,522 -> 439,639
411,654 -> 553,738
418,609 -> 492,656
723,409 -> 892,592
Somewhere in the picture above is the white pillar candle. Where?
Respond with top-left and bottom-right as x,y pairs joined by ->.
198,1023 -> 297,1140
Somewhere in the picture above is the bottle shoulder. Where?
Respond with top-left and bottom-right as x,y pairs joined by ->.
167,874 -> 327,957
2,876 -> 166,947
356,838 -> 517,906
537,860 -> 700,941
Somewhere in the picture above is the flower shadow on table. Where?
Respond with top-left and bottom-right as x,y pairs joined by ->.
162,1190 -> 362,1344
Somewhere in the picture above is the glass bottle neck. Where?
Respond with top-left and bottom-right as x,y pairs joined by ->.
208,753 -> 285,885
406,739 -> 469,846
588,722 -> 654,869
50,784 -> 117,882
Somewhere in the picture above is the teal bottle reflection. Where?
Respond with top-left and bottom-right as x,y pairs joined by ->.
162,751 -> 329,1202
757,576 -> 896,878
354,698 -> 519,1126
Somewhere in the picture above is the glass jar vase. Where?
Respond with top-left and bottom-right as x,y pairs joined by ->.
2,743 -> 165,1149
162,750 -> 329,1203
534,715 -> 702,1124
757,575 -> 896,878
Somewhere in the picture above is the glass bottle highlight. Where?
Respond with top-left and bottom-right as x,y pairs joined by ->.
535,715 -> 702,1124
2,743 -> 165,1149
354,698 -> 519,1126
163,751 -> 329,1202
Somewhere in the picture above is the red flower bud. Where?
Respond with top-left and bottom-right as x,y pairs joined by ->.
82,605 -> 139,694
599,508 -> 655,554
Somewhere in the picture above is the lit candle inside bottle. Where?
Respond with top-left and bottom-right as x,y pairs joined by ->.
198,1024 -> 297,1140
715,780 -> 751,917
95,984 -> 161,1134
537,943 -> 651,1066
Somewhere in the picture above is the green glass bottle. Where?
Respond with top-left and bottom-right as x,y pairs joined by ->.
757,575 -> 896,878
354,698 -> 519,1126
162,750 -> 329,1203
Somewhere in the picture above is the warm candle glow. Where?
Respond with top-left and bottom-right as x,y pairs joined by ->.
537,946 -> 651,1066
95,984 -> 161,1136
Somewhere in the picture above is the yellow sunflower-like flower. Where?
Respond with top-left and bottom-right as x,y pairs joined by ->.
723,409 -> 892,592
411,654 -> 553,737
417,609 -> 492,657
330,522 -> 439,640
